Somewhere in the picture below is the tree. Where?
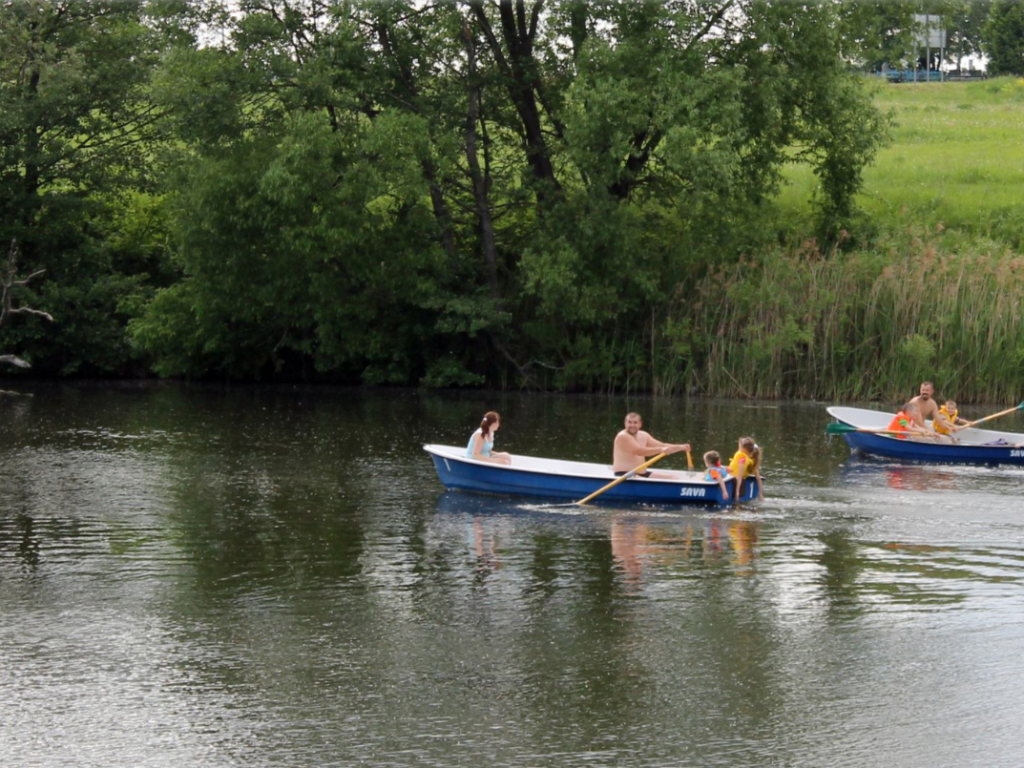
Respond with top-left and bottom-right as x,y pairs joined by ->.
943,0 -> 991,71
131,0 -> 888,389
836,0 -> 918,71
1,239 -> 53,371
0,0 -> 168,375
984,0 -> 1024,75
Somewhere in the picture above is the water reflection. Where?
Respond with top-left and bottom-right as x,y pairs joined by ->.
434,491 -> 764,592
5,387 -> 1024,767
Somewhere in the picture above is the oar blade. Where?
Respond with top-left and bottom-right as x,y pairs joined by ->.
825,422 -> 857,435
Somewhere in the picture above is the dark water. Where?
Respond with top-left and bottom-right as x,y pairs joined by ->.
2,384 -> 1024,767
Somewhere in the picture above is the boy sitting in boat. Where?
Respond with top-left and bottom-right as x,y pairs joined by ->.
934,399 -> 968,436
887,402 -> 951,443
703,451 -> 729,499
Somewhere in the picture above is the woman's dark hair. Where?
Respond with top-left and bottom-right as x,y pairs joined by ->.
481,411 -> 500,439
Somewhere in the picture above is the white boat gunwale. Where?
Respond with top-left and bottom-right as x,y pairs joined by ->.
423,444 -> 729,486
826,406 -> 1024,446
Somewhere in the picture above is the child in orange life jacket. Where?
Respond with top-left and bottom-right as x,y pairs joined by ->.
727,437 -> 764,501
934,399 -> 967,436
703,450 -> 729,501
887,402 -> 936,440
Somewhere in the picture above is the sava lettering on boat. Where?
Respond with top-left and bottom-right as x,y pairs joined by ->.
1011,450 -> 1024,458
678,488 -> 707,498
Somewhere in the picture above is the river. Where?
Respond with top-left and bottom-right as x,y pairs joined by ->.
2,384 -> 1023,767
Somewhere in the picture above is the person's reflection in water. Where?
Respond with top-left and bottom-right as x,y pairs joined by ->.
610,519 -> 646,589
886,466 -> 957,492
472,517 -> 501,576
728,520 -> 759,574
703,517 -> 725,560
610,519 -> 697,588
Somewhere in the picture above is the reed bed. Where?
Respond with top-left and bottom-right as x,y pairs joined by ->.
677,227 -> 1024,404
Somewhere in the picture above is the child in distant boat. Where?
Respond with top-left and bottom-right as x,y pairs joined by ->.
727,437 -> 764,501
703,450 -> 729,500
934,399 -> 968,436
888,402 -> 950,443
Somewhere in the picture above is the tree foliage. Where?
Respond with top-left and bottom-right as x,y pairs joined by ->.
124,0 -> 889,388
0,0 -> 172,374
985,0 -> 1024,75
1,0 -> 892,391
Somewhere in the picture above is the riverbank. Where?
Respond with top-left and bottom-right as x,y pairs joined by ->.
674,80 -> 1024,403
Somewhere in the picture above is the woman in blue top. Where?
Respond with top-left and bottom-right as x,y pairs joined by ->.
466,411 -> 512,465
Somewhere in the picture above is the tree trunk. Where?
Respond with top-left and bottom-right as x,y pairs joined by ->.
470,0 -> 562,202
462,19 -> 502,301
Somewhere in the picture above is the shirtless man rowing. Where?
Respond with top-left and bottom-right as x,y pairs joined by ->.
909,381 -> 941,427
908,381 -> 955,443
613,412 -> 691,478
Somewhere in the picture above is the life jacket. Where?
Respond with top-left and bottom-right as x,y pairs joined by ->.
886,411 -> 912,439
727,450 -> 756,479
704,464 -> 727,482
934,405 -> 959,435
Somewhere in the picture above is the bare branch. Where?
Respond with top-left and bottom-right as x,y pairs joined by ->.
2,238 -> 54,370
5,307 -> 55,322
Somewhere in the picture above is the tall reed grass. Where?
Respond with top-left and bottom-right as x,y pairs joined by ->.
676,226 -> 1024,404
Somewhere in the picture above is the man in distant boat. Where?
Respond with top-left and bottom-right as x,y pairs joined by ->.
613,412 -> 691,478
909,381 -> 941,426
908,381 -> 955,443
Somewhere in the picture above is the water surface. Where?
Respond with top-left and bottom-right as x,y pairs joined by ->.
2,385 -> 1023,767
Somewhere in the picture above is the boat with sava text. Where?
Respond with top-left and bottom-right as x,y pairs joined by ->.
826,406 -> 1024,465
423,444 -> 760,506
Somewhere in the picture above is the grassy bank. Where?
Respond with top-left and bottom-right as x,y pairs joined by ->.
693,79 -> 1024,404
780,77 -> 1024,248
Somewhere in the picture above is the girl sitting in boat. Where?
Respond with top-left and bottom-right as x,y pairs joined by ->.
727,437 -> 764,501
466,411 -> 512,465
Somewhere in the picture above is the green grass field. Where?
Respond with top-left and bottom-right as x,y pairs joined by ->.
780,76 -> 1024,248
697,77 -> 1024,402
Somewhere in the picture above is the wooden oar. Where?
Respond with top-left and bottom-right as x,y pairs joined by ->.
826,422 -> 942,440
576,453 -> 667,506
686,449 -> 694,470
826,423 -> 903,436
962,401 -> 1024,429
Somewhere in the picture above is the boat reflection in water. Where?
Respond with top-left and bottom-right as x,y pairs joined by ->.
838,454 -> 961,493
434,491 -> 762,586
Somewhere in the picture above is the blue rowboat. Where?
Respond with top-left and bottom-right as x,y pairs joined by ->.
827,406 -> 1024,465
423,444 -> 760,505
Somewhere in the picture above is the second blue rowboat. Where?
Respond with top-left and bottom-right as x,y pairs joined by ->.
827,406 -> 1024,465
424,444 -> 760,505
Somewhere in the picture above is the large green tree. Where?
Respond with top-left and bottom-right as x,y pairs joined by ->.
0,0 -> 173,374
130,0 -> 888,389
985,0 -> 1024,74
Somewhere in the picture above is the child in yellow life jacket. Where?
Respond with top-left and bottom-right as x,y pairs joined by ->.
727,437 -> 764,501
934,399 -> 967,436
703,450 -> 729,501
